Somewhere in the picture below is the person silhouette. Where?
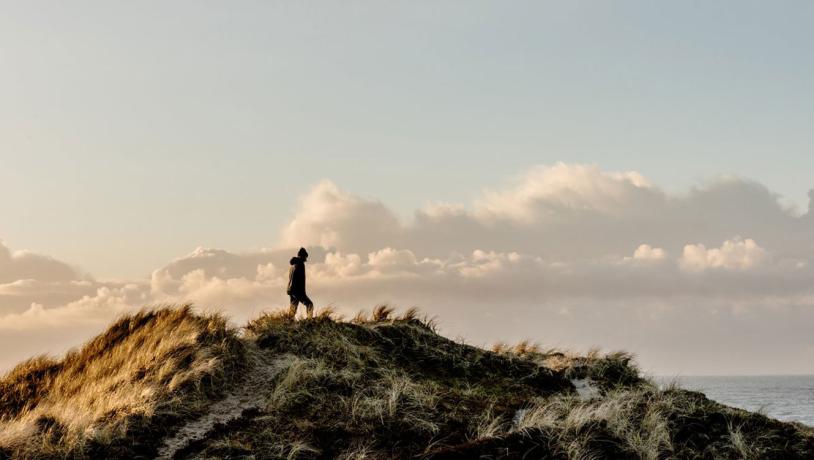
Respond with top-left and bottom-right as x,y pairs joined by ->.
287,247 -> 314,319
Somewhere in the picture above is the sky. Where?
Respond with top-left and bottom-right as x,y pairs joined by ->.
1,1 -> 814,375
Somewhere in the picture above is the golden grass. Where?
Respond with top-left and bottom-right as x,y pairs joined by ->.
351,310 -> 369,324
514,388 -> 673,459
316,306 -> 342,321
398,307 -> 420,321
349,306 -> 437,330
371,305 -> 394,322
0,305 -> 244,457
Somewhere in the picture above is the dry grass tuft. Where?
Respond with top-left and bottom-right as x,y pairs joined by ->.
346,307 -> 436,330
0,355 -> 62,420
246,308 -> 295,335
0,305 -> 244,458
536,348 -> 643,391
398,307 -> 420,321
420,314 -> 439,331
317,306 -> 343,321
490,341 -> 510,354
470,402 -> 506,440
351,310 -> 368,324
512,339 -> 541,356
727,420 -> 755,458
371,305 -> 394,322
513,388 -> 676,459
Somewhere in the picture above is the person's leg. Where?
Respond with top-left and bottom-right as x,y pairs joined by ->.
288,295 -> 299,318
302,294 -> 314,319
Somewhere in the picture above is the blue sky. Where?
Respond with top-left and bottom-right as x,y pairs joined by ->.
3,2 -> 814,374
2,1 -> 813,278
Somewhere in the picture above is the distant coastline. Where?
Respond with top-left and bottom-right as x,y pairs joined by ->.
659,375 -> 814,426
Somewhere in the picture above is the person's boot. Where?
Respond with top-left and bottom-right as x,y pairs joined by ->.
306,305 -> 314,320
288,304 -> 297,320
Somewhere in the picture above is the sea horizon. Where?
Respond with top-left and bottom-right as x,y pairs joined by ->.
657,374 -> 814,427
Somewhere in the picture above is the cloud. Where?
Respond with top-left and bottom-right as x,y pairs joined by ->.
367,248 -> 418,268
631,244 -> 668,262
280,181 -> 402,253
0,241 -> 84,284
679,237 -> 768,272
475,163 -> 658,221
1,164 -> 814,375
279,164 -> 812,265
0,286 -> 141,331
0,242 -> 97,314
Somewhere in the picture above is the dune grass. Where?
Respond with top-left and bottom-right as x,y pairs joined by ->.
196,308 -> 814,459
0,305 -> 245,458
1,305 -> 812,459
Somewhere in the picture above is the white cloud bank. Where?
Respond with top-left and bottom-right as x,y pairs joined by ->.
679,237 -> 768,272
2,164 -> 814,375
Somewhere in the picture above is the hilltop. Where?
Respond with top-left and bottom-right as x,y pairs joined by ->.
0,305 -> 812,459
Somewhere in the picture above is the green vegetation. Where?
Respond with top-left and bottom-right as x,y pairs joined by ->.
0,305 -> 811,459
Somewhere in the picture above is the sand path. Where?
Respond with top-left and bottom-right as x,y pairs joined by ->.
156,345 -> 286,459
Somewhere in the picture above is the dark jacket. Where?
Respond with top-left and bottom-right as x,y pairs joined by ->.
287,257 -> 306,296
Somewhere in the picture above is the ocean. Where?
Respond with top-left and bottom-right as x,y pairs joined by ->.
661,375 -> 814,427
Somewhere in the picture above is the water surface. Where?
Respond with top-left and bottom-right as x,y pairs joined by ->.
661,375 -> 814,427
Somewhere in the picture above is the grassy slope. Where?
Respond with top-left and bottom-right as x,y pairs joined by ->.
0,305 -> 812,459
0,306 -> 245,459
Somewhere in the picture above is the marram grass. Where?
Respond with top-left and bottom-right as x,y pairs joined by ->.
0,305 -> 811,459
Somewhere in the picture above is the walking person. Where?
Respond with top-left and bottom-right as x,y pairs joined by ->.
287,247 -> 314,319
